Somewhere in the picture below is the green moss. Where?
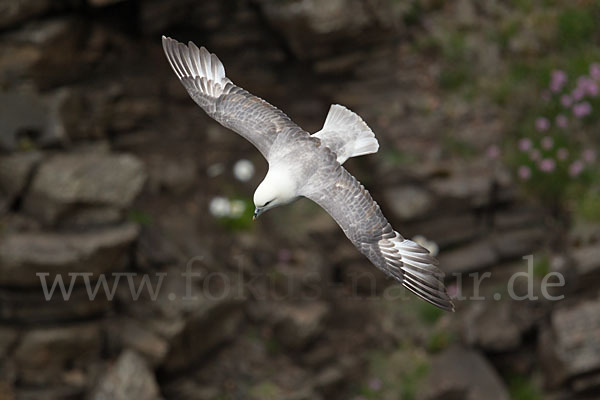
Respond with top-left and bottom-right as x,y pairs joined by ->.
508,374 -> 543,400
426,330 -> 454,353
359,349 -> 430,400
381,149 -> 419,166
249,381 -> 282,400
403,0 -> 424,26
128,209 -> 153,226
216,197 -> 255,231
442,135 -> 477,158
533,254 -> 550,279
576,188 -> 600,222
557,7 -> 599,49
416,301 -> 444,325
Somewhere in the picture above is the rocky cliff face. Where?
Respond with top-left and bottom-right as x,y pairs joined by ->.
1,1 -> 599,399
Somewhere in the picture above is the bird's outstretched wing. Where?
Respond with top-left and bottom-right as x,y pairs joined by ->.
162,36 -> 301,159
303,154 -> 454,311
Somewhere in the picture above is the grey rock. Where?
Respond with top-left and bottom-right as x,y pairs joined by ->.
13,324 -> 101,386
420,346 -> 510,400
572,245 -> 600,279
492,228 -> 545,260
384,185 -> 435,221
438,239 -> 498,274
106,319 -> 168,367
89,350 -> 160,400
429,173 -> 492,207
542,299 -> 600,386
455,0 -> 477,27
0,223 -> 139,287
257,0 -> 376,60
24,153 -> 146,225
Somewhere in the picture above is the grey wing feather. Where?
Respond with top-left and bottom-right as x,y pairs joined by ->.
162,36 -> 301,159
304,157 -> 454,311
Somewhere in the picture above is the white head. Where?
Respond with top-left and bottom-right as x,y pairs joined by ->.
253,168 -> 297,220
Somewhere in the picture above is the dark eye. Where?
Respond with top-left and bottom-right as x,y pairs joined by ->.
264,200 -> 272,207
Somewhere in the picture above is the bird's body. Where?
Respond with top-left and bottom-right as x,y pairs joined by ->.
162,36 -> 454,311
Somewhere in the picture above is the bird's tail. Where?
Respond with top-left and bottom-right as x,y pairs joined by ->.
313,104 -> 379,164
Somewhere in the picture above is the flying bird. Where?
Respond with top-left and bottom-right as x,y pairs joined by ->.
162,36 -> 454,311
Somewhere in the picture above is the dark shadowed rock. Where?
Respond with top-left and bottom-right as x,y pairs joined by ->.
0,151 -> 42,211
407,213 -> 485,249
0,285 -> 112,323
420,346 -> 510,400
24,153 -> 146,225
0,223 -> 139,287
274,302 -> 330,350
88,0 -> 126,6
146,155 -> 197,195
462,301 -> 531,352
157,270 -> 246,373
13,324 -> 101,386
0,327 -> 18,360
0,0 -> 54,29
89,350 -> 160,400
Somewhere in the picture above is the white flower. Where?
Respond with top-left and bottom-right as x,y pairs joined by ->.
233,159 -> 255,182
229,199 -> 246,218
209,196 -> 231,218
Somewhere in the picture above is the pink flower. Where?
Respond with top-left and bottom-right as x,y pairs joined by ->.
541,136 -> 554,150
539,158 -> 556,172
557,148 -> 569,160
530,149 -> 541,161
572,87 -> 586,101
446,283 -> 459,298
535,117 -> 550,132
591,63 -> 600,80
487,145 -> 500,160
583,149 -> 596,163
550,70 -> 568,92
573,102 -> 592,118
518,165 -> 531,180
518,138 -> 532,151
368,378 -> 383,391
587,82 -> 599,97
561,94 -> 573,107
569,160 -> 585,177
555,114 -> 568,128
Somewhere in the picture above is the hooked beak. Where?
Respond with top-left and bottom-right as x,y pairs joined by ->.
253,208 -> 262,221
